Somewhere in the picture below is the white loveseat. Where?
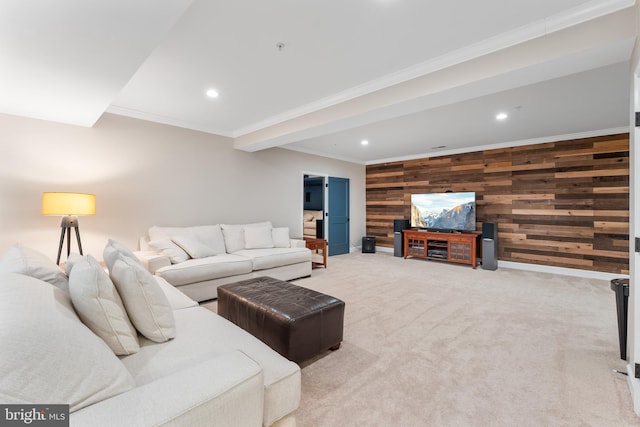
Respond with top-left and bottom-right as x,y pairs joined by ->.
137,221 -> 312,301
0,244 -> 301,426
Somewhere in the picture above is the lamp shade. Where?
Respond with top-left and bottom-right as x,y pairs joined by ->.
42,192 -> 96,216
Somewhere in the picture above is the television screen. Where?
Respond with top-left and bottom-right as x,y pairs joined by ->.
410,192 -> 476,231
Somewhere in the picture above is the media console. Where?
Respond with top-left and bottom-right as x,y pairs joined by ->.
403,229 -> 481,268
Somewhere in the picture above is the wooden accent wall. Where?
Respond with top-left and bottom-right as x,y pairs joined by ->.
366,134 -> 629,274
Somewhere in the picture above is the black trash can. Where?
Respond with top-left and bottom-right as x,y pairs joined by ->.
611,278 -> 629,360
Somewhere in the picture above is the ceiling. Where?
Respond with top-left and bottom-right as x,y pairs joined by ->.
1,0 -> 637,164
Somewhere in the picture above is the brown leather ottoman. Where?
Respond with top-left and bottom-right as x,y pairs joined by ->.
217,276 -> 345,364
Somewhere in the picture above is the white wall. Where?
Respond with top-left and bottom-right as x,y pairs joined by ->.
627,1 -> 640,414
0,112 -> 365,262
630,71 -> 639,412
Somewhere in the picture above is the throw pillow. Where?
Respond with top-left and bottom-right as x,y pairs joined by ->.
244,226 -> 274,249
0,273 -> 135,412
272,227 -> 291,248
103,239 -> 139,272
221,221 -> 272,253
0,244 -> 68,291
64,252 -> 84,276
220,224 -> 245,253
148,225 -> 226,255
171,235 -> 217,259
110,255 -> 176,343
68,255 -> 140,356
148,238 -> 190,263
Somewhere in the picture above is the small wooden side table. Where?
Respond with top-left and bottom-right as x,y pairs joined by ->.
303,237 -> 327,268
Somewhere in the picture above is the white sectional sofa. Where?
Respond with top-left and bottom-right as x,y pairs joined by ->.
0,243 -> 301,427
137,221 -> 312,301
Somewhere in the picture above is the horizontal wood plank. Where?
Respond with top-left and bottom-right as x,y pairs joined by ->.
365,133 -> 629,274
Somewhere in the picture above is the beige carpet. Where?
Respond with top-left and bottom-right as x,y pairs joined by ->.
206,252 -> 639,426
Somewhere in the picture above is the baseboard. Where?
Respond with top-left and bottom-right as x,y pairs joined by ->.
498,260 -> 628,281
627,365 -> 640,416
372,247 -> 626,280
375,246 -> 393,254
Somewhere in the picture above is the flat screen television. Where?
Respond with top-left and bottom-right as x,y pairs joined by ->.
410,192 -> 476,232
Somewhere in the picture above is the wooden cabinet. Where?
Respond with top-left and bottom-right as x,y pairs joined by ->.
304,237 -> 327,268
403,230 -> 481,268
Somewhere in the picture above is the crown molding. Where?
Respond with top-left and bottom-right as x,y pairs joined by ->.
366,127 -> 630,165
282,144 -> 366,165
106,105 -> 234,137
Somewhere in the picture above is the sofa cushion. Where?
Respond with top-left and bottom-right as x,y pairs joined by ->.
154,276 -> 198,310
148,238 -> 190,263
244,225 -> 274,249
110,255 -> 176,343
0,273 -> 135,412
71,352 -> 265,427
233,247 -> 311,271
149,225 -> 226,255
221,221 -> 272,253
155,254 -> 253,286
272,227 -> 291,248
103,239 -> 139,272
68,255 -> 140,356
172,235 -> 218,259
120,306 -> 300,426
0,244 -> 68,291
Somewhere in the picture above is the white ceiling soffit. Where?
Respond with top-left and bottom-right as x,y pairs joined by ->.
285,60 -> 631,164
105,0 -> 636,147
2,0 -> 635,165
0,0 -> 193,127
234,4 -> 636,156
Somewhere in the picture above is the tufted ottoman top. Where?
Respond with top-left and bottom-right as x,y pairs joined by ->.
217,276 -> 345,363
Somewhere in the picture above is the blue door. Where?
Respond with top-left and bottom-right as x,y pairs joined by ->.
328,177 -> 350,256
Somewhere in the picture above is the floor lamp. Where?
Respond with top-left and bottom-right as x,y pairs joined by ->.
42,192 -> 96,264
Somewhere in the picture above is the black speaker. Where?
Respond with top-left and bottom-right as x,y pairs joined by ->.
393,219 -> 410,257
481,222 -> 498,271
482,222 -> 497,240
393,219 -> 410,233
362,236 -> 376,253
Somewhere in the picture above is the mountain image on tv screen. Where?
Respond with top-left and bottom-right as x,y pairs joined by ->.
410,192 -> 476,230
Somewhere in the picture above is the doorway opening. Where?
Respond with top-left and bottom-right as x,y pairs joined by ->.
302,173 -> 326,239
301,172 -> 351,256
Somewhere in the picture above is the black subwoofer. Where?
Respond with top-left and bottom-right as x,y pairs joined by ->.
362,236 -> 376,253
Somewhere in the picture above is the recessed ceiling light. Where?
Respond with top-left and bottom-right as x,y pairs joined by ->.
496,112 -> 508,121
206,89 -> 219,98
361,139 -> 369,146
